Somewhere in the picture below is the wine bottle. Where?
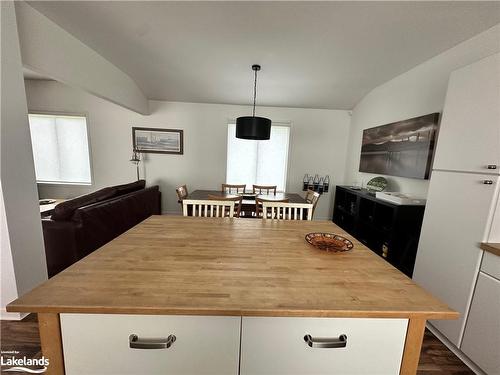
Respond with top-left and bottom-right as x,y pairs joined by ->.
313,174 -> 319,191
324,175 -> 330,192
302,174 -> 309,191
318,177 -> 324,194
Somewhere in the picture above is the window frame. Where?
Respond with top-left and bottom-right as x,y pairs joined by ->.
225,120 -> 292,192
28,111 -> 94,186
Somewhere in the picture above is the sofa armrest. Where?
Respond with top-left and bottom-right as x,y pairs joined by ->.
41,219 -> 80,278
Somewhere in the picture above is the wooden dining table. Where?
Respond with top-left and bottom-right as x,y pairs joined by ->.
187,189 -> 307,216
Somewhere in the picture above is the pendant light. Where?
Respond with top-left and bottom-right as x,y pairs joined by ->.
236,64 -> 271,140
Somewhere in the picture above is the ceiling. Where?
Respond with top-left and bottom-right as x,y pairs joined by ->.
26,1 -> 500,110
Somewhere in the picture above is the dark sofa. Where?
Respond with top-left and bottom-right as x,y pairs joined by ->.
42,180 -> 161,277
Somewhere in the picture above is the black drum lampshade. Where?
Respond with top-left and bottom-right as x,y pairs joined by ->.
236,116 -> 271,140
236,64 -> 271,140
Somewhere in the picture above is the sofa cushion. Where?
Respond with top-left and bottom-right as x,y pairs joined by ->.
51,187 -> 116,221
111,180 -> 145,197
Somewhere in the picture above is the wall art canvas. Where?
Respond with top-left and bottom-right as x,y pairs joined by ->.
359,113 -> 439,179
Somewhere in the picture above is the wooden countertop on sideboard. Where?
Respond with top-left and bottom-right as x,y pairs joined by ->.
480,242 -> 500,257
8,216 -> 458,320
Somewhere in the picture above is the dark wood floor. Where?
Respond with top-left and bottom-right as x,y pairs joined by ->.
418,329 -> 474,375
1,315 -> 474,374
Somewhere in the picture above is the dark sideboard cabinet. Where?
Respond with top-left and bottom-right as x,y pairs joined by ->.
332,186 -> 425,277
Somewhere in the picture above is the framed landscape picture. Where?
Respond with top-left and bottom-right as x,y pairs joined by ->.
359,113 -> 439,179
132,127 -> 183,155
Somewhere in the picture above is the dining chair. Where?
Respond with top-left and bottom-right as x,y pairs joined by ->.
255,197 -> 289,218
176,185 -> 189,209
208,194 -> 242,217
305,189 -> 321,218
182,199 -> 235,218
222,184 -> 246,194
252,185 -> 277,195
261,201 -> 313,221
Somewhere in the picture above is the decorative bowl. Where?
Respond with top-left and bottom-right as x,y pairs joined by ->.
305,233 -> 354,252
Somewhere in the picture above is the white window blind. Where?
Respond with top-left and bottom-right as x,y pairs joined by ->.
226,123 -> 290,192
28,114 -> 92,184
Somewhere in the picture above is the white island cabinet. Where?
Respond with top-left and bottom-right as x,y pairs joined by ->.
240,317 -> 408,375
7,217 -> 457,375
60,314 -> 241,375
60,315 -> 410,375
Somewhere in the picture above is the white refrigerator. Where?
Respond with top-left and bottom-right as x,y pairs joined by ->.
413,53 -> 500,371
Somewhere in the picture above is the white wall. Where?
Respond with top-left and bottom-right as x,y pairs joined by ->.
0,186 -> 21,320
15,2 -> 149,115
26,80 -> 351,220
1,1 -> 48,319
344,24 -> 500,197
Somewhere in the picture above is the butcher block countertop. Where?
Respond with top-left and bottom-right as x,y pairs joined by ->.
8,216 -> 457,319
481,242 -> 500,257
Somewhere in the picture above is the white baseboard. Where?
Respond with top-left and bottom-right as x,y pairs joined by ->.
426,323 -> 485,375
1,308 -> 28,321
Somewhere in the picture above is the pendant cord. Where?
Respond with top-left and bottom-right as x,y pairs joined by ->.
253,68 -> 257,117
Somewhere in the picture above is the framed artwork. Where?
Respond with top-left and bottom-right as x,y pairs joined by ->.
359,113 -> 439,179
132,127 -> 183,155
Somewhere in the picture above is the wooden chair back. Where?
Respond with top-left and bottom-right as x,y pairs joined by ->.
208,194 -> 242,217
176,185 -> 188,202
262,202 -> 313,221
255,197 -> 289,218
305,189 -> 321,218
252,185 -> 277,195
222,184 -> 246,194
182,199 -> 235,218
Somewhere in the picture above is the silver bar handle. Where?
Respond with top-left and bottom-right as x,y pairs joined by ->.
483,180 -> 494,185
487,165 -> 497,170
304,334 -> 347,348
129,334 -> 176,349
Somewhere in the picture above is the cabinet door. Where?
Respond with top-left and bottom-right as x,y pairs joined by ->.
61,314 -> 240,375
461,272 -> 500,374
481,251 -> 500,280
413,171 -> 498,345
432,53 -> 500,174
240,317 -> 407,375
487,188 -> 500,242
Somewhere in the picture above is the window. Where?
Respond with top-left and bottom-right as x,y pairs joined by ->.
28,114 -> 92,184
226,123 -> 290,192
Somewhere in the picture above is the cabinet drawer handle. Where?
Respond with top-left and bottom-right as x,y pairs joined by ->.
487,165 -> 497,170
483,180 -> 494,185
129,334 -> 176,349
304,334 -> 347,348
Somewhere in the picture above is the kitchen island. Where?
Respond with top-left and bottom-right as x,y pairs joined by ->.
7,216 -> 457,374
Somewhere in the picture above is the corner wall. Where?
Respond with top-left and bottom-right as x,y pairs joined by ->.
1,1 -> 48,319
344,24 -> 500,197
0,186 -> 21,320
